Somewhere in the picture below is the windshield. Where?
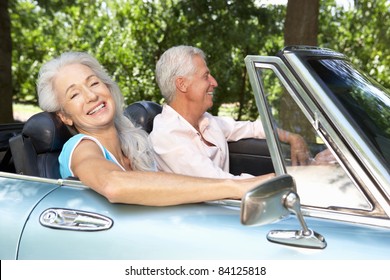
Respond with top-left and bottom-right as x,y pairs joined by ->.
308,59 -> 390,167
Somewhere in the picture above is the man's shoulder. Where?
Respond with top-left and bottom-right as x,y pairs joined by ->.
154,105 -> 184,126
150,108 -> 195,141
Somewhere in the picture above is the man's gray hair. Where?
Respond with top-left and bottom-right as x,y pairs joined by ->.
155,45 -> 206,103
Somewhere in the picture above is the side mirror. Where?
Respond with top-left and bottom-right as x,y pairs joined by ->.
241,174 -> 326,249
241,174 -> 294,226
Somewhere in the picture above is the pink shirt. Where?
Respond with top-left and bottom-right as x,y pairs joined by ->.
149,105 -> 266,179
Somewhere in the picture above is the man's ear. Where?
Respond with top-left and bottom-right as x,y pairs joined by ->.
175,76 -> 188,93
56,111 -> 73,126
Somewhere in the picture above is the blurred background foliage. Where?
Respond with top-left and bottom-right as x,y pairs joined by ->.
8,0 -> 390,119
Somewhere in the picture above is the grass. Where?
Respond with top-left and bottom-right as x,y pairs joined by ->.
13,103 -> 42,113
13,103 -> 42,122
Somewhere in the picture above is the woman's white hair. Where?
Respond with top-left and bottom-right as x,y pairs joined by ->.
155,45 -> 206,103
37,51 -> 156,172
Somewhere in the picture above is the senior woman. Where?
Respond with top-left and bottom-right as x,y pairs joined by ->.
37,51 -> 274,206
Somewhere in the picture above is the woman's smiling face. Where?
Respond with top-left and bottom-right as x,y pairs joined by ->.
54,63 -> 116,133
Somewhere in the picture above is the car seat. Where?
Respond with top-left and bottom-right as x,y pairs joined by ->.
9,112 -> 74,179
124,101 -> 162,133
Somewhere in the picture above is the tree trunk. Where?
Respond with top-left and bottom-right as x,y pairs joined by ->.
282,0 -> 319,142
284,0 -> 319,46
0,0 -> 14,123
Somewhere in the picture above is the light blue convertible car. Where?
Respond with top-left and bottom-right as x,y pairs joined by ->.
1,46 -> 390,259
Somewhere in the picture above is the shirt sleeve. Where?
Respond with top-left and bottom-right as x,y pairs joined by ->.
150,111 -> 253,179
213,116 -> 266,142
150,129 -> 252,179
149,106 -> 259,179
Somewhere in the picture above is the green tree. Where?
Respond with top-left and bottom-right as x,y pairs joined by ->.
11,0 -> 168,106
11,0 -> 112,104
98,0 -> 167,104
6,0 -> 390,124
319,0 -> 390,88
155,0 -> 285,118
10,0 -> 286,120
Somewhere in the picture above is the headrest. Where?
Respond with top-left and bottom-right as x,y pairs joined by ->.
22,112 -> 74,154
124,101 -> 162,133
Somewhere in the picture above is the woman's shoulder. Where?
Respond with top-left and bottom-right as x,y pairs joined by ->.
59,134 -> 107,178
65,133 -> 93,147
63,134 -> 105,153
67,133 -> 89,142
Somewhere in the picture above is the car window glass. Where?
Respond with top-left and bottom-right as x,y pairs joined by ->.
256,67 -> 371,211
308,59 -> 390,168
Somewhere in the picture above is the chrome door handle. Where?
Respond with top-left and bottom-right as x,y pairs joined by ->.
40,208 -> 113,231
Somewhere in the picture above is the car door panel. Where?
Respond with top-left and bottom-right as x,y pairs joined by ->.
228,138 -> 274,176
0,175 -> 58,259
17,182 -> 390,259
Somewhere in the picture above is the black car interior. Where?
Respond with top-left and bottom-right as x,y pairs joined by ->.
4,101 -> 274,178
0,123 -> 23,173
124,100 -> 163,134
9,112 -> 74,179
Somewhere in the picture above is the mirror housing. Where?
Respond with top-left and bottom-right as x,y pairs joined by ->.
241,174 -> 294,226
241,174 -> 326,249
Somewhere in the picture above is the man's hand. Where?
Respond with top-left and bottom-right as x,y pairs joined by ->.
311,149 -> 337,165
288,133 -> 310,166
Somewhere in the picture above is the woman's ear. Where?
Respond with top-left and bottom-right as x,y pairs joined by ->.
56,111 -> 73,126
175,76 -> 188,93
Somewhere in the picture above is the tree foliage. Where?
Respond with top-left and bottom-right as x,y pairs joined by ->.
7,0 -> 390,121
319,0 -> 390,88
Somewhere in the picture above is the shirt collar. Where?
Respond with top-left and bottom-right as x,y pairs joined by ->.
164,104 -> 211,134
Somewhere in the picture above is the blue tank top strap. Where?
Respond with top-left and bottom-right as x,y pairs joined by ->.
59,134 -> 125,178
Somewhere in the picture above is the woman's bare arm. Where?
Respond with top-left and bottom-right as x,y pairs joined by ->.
71,140 -> 275,206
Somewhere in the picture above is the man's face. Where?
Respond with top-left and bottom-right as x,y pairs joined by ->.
185,55 -> 218,113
